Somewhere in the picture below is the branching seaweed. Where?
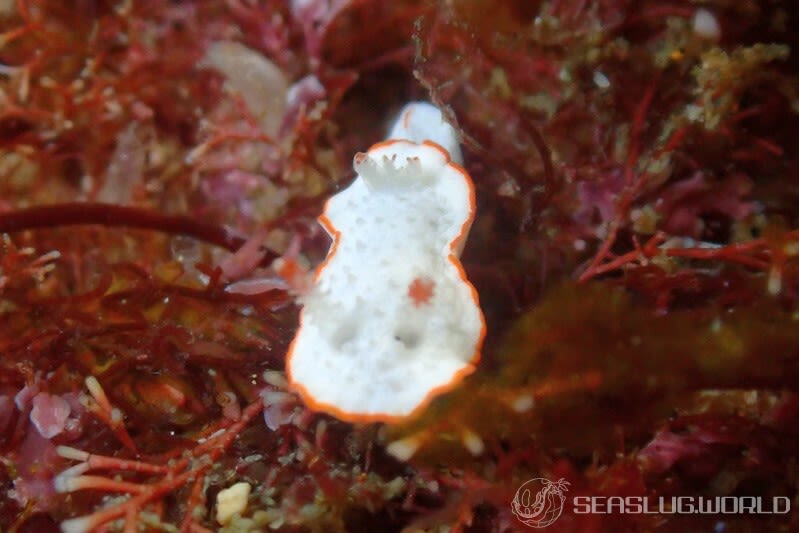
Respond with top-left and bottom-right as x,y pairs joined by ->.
1,0 -> 798,531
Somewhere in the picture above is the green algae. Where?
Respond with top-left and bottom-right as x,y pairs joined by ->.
389,280 -> 799,460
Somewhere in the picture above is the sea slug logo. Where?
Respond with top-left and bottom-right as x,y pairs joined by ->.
511,477 -> 570,528
510,478 -> 790,528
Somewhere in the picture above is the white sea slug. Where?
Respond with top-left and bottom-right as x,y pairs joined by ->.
286,102 -> 486,422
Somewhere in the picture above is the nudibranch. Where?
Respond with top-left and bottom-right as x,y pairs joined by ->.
286,102 -> 485,422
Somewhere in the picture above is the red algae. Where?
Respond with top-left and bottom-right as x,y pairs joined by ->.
1,0 -> 798,531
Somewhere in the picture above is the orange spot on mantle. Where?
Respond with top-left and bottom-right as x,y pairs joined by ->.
408,277 -> 435,307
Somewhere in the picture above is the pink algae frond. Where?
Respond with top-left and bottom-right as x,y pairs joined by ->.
55,398 -> 265,533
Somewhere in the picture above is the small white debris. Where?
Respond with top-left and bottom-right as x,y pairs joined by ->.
593,71 -> 611,90
512,394 -> 535,413
386,435 -> 422,462
60,516 -> 94,533
216,482 -> 252,526
460,429 -> 485,456
767,266 -> 782,296
693,8 -> 721,41
262,370 -> 288,389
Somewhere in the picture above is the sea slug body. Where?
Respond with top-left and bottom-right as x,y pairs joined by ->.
286,102 -> 485,422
